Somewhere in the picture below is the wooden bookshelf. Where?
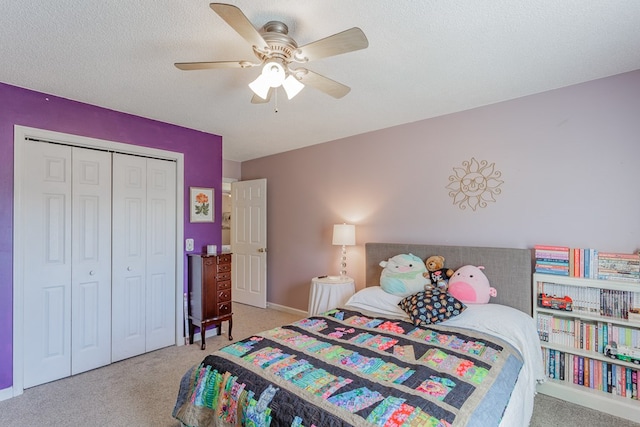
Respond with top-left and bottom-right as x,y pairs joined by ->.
533,273 -> 640,423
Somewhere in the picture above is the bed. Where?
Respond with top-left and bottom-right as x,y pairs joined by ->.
173,243 -> 545,426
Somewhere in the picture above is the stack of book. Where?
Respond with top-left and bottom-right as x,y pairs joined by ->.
572,248 -> 598,278
535,245 -> 570,276
598,252 -> 640,283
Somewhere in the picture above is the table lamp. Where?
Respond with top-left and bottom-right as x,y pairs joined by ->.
332,223 -> 356,277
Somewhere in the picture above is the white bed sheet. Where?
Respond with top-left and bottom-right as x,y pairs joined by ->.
345,287 -> 545,427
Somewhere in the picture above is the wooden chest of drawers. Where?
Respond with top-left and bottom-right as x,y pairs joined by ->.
187,253 -> 233,349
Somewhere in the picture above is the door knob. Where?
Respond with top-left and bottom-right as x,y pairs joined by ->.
127,266 -> 132,271
89,270 -> 95,276
258,248 -> 267,253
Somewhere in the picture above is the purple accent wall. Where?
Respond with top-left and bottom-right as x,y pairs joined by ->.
0,82 -> 222,390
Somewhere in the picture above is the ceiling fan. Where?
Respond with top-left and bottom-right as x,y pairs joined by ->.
175,3 -> 369,103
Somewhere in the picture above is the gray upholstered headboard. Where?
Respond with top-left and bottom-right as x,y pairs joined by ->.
365,243 -> 533,315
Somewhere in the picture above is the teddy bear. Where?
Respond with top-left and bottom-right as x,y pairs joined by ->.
423,255 -> 454,291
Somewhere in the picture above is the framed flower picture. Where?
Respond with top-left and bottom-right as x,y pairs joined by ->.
190,187 -> 214,223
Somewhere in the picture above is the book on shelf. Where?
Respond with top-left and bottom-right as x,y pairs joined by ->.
574,248 -> 582,278
534,245 -> 571,252
584,249 -> 590,280
536,266 -> 569,277
536,259 -> 570,266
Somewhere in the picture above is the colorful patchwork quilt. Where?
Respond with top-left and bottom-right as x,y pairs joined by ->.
173,308 -> 523,427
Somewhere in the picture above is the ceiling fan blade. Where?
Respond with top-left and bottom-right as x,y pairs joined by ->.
295,27 -> 368,62
210,3 -> 268,50
296,69 -> 350,98
251,88 -> 272,104
174,60 -> 257,70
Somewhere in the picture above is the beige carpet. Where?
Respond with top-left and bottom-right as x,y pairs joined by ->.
1,303 -> 638,426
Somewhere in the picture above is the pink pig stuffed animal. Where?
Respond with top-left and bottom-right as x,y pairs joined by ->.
447,265 -> 497,304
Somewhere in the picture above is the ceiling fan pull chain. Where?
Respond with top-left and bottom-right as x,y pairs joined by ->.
274,88 -> 279,113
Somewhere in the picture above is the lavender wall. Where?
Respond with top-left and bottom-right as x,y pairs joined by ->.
0,83 -> 222,390
242,70 -> 640,311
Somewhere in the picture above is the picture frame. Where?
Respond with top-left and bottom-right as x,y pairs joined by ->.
222,212 -> 231,230
190,187 -> 214,223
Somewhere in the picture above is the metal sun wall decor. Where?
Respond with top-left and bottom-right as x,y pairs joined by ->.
446,157 -> 504,211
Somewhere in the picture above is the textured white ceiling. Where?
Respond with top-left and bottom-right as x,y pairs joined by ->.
2,1 -> 639,161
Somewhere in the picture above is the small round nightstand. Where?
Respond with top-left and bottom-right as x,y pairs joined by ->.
308,276 -> 356,316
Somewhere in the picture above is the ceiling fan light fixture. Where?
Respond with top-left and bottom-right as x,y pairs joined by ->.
250,60 -> 304,100
249,60 -> 288,99
282,74 -> 304,99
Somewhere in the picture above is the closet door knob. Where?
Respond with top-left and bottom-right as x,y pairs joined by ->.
127,266 -> 132,271
89,270 -> 95,276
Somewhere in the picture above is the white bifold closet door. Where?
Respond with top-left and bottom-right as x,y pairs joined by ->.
20,141 -> 177,388
111,153 -> 176,362
22,141 -> 112,388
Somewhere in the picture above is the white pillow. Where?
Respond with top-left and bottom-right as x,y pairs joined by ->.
345,286 -> 408,319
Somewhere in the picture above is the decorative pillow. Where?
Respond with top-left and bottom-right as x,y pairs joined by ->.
398,289 -> 466,326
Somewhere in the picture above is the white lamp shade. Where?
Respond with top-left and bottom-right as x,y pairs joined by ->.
248,74 -> 270,99
262,61 -> 285,87
332,224 -> 355,246
282,75 -> 304,99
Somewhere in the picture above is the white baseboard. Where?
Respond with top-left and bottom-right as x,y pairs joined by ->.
0,386 -> 17,402
178,325 -> 221,347
267,302 -> 308,317
191,326 -> 220,344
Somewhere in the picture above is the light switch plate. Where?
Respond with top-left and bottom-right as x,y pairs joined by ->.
185,238 -> 194,251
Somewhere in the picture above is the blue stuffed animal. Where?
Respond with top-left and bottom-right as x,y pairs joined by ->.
379,253 -> 429,297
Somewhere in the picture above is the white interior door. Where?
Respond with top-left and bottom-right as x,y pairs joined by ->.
145,158 -> 176,351
112,154 -> 176,361
231,179 -> 267,308
70,147 -> 112,375
21,141 -> 112,387
21,141 -> 73,388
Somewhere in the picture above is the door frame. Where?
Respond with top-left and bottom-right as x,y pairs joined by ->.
12,125 -> 185,397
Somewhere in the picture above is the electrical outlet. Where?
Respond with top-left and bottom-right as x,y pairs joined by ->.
185,238 -> 194,251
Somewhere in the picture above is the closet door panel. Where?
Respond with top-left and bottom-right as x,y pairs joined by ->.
22,141 -> 72,388
145,159 -> 176,351
112,154 -> 147,361
71,147 -> 112,374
